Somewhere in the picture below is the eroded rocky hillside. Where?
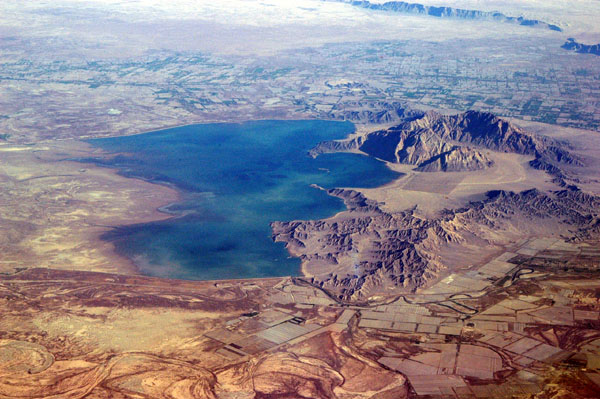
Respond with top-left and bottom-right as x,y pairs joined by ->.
273,111 -> 599,301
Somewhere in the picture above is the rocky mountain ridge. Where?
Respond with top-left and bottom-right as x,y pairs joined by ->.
360,111 -> 578,162
325,100 -> 424,125
562,38 -> 600,56
413,146 -> 493,172
273,110 -> 597,300
313,110 -> 581,176
272,187 -> 600,300
335,0 -> 562,31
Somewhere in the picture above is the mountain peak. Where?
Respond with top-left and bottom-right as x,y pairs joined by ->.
357,110 -> 581,176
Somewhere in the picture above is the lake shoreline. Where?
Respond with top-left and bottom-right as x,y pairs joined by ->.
81,120 -> 400,281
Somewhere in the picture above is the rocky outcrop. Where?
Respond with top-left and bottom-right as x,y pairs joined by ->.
325,100 -> 424,124
311,101 -> 424,157
309,137 -> 362,158
315,110 -> 577,175
562,38 -> 600,56
325,188 -> 382,211
272,204 -> 445,300
338,0 -> 562,31
414,146 -> 493,172
279,109 -> 596,301
360,111 -> 575,161
357,110 -> 581,173
272,186 -> 600,301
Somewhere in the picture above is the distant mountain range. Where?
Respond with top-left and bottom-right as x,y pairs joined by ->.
562,38 -> 600,56
334,0 -> 562,31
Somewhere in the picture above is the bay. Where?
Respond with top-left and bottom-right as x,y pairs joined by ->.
84,120 -> 400,280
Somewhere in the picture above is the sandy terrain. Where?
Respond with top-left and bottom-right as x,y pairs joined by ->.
0,140 -> 178,275
0,1 -> 598,396
360,151 -> 559,217
1,241 -> 600,398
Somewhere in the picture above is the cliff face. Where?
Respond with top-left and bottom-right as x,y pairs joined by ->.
310,101 -> 424,158
340,0 -> 562,31
361,111 -> 576,161
414,146 -> 493,172
272,187 -> 600,301
354,110 -> 580,174
312,110 -> 581,174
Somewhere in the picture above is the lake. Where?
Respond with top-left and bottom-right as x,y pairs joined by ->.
84,120 -> 400,280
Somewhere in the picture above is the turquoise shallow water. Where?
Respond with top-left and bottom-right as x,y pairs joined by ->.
84,120 -> 400,280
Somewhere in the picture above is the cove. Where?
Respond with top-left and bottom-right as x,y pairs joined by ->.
83,120 -> 401,280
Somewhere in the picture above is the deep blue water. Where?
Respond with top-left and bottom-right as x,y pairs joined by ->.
84,120 -> 400,280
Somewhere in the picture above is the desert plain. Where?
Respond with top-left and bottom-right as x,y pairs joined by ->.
1,0 -> 600,398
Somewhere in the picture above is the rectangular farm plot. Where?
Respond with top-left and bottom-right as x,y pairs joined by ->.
455,366 -> 494,380
216,346 -> 247,360
522,343 -> 568,362
408,375 -> 468,396
456,345 -> 503,380
556,279 -> 600,289
447,275 -> 491,291
439,351 -> 457,373
406,344 -> 459,375
419,316 -> 444,325
574,309 -> 600,321
336,309 -> 356,325
471,382 -> 541,398
385,304 -> 431,315
438,325 -> 463,336
499,299 -> 539,311
361,310 -> 395,321
494,252 -> 519,262
516,313 -> 536,323
477,259 -> 516,278
478,304 -> 515,316
380,343 -> 503,392
232,335 -> 277,354
479,332 -> 522,348
417,323 -> 438,333
379,357 -> 439,376
514,356 -> 535,367
358,319 -> 393,329
254,321 -> 320,345
394,313 -> 420,323
504,337 -> 542,354
472,320 -> 509,332
516,247 -> 538,256
205,328 -> 245,344
528,306 -> 574,325
359,310 -> 442,332
392,322 -> 417,332
535,251 -> 566,260
524,238 -> 557,251
256,309 -> 293,326
548,241 -> 580,252
267,292 -> 295,305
